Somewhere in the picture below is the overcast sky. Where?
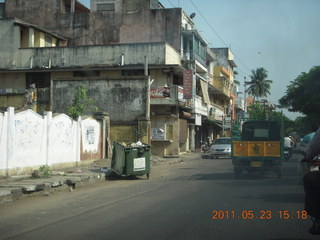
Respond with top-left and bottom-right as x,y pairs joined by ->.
2,0 -> 319,119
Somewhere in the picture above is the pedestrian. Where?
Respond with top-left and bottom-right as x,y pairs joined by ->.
284,135 -> 293,159
302,126 -> 320,235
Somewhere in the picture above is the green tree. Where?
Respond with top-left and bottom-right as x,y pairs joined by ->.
247,104 -> 294,135
279,66 -> 320,120
67,85 -> 98,120
247,104 -> 265,119
246,67 -> 273,102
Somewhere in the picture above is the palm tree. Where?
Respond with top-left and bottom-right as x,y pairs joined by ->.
246,67 -> 272,103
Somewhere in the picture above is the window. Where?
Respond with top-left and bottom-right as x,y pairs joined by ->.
45,35 -> 52,47
254,129 -> 269,138
0,3 -> 4,19
26,72 -> 51,88
73,71 -> 100,77
122,69 -> 147,76
97,3 -> 115,11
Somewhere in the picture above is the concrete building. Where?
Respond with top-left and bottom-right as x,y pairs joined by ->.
211,48 -> 237,137
0,0 -> 237,157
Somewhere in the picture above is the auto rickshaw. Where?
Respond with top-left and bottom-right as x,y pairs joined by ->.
232,119 -> 284,178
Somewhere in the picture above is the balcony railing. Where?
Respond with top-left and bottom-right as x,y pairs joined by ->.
213,76 -> 230,96
235,97 -> 244,110
150,85 -> 193,109
1,42 -> 181,70
208,103 -> 225,122
150,85 -> 228,121
194,96 -> 208,116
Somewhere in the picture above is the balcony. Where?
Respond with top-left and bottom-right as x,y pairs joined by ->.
0,42 -> 181,70
150,85 -> 193,109
207,103 -> 225,122
235,97 -> 244,110
212,76 -> 231,97
194,95 -> 208,116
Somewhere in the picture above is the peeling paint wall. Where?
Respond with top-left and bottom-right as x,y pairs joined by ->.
80,117 -> 102,161
0,73 -> 25,89
0,93 -> 26,110
5,0 -> 60,30
4,0 -> 182,51
110,124 -> 137,144
52,78 -> 149,122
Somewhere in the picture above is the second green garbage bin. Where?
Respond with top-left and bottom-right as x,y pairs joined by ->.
111,142 -> 151,179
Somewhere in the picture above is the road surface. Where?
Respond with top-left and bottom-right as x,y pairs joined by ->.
0,154 -> 317,240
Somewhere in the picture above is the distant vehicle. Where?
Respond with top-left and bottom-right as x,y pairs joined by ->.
232,119 -> 283,178
209,137 -> 232,159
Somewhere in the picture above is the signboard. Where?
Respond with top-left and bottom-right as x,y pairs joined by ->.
195,114 -> 202,126
150,87 -> 170,98
183,70 -> 193,99
178,86 -> 184,101
224,117 -> 231,129
152,128 -> 165,140
134,157 -> 146,171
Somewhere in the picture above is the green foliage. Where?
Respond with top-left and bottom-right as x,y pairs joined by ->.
39,165 -> 52,178
67,85 -> 98,120
247,104 -> 294,135
246,67 -> 273,101
291,116 -> 319,137
247,104 -> 266,119
279,66 -> 320,120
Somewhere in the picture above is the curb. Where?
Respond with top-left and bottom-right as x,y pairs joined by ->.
0,172 -> 105,205
0,152 -> 200,205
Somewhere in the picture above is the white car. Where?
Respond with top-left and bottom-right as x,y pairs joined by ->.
209,137 -> 232,159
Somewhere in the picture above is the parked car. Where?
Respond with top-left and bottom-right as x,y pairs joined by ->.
209,137 -> 232,159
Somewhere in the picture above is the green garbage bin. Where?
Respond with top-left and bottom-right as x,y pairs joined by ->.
111,142 -> 151,179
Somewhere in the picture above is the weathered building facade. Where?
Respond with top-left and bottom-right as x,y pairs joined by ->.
0,0 -> 238,158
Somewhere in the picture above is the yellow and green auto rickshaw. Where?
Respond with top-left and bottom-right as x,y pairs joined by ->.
232,119 -> 284,179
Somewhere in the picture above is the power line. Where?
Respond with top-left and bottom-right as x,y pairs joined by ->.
189,0 -> 252,75
189,0 -> 228,48
166,0 -> 175,8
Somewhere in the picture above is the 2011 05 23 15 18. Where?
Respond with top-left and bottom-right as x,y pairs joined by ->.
211,210 -> 308,220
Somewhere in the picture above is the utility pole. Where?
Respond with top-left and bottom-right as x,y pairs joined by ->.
243,76 -> 253,119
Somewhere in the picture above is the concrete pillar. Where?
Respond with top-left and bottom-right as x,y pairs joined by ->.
71,0 -> 75,13
6,107 -> 14,176
76,116 -> 81,165
43,111 -> 52,166
29,28 -> 34,48
94,112 -> 110,159
138,119 -> 151,144
190,124 -> 195,151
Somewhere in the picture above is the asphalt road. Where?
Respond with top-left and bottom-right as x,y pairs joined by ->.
0,154 -> 318,240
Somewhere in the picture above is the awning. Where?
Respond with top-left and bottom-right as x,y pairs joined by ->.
205,119 -> 223,128
200,79 -> 210,104
181,111 -> 192,118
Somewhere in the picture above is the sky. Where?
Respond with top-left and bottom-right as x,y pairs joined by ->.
2,0 -> 319,119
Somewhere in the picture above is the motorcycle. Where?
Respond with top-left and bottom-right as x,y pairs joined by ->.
298,152 -> 320,183
301,156 -> 320,173
201,138 -> 211,153
284,150 -> 290,161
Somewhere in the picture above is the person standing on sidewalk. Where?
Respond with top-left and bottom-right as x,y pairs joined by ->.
302,126 -> 320,235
